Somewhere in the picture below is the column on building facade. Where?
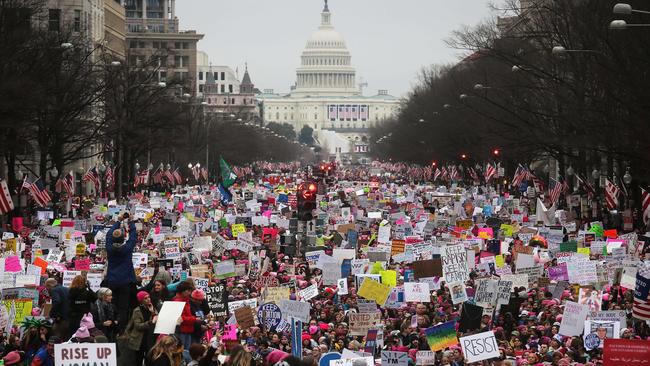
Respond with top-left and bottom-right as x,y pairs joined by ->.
142,0 -> 147,19
171,0 -> 176,19
163,0 -> 168,19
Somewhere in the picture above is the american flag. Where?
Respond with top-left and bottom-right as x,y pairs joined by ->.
173,168 -> 183,185
328,105 -> 337,120
604,179 -> 620,210
192,165 -> 201,180
134,169 -> 149,187
60,171 -> 74,196
441,167 -> 449,181
468,167 -> 479,182
484,163 -> 497,182
288,194 -> 297,208
164,169 -> 175,184
82,167 -> 101,192
105,166 -> 114,191
351,105 -> 359,120
433,168 -> 442,182
633,265 -> 650,321
511,165 -> 526,187
641,188 -> 650,225
201,167 -> 208,181
359,105 -> 368,120
152,167 -> 163,185
548,177 -> 564,204
0,180 -> 14,214
25,177 -> 51,207
449,165 -> 461,181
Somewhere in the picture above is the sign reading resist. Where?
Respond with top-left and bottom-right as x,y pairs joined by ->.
459,331 -> 500,363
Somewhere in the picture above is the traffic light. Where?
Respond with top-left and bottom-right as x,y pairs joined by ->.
297,181 -> 317,221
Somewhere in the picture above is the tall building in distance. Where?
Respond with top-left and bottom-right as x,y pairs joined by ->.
124,0 -> 203,94
257,1 -> 400,163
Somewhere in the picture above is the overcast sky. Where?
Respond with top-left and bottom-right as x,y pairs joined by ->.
177,0 -> 493,97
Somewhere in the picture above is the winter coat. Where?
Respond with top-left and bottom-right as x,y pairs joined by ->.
171,293 -> 197,334
125,305 -> 157,351
105,221 -> 137,285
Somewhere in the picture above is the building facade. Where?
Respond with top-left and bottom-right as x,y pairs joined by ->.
196,51 -> 243,97
257,1 -> 401,162
124,0 -> 203,94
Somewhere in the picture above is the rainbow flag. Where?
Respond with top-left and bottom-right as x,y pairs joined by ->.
425,321 -> 459,351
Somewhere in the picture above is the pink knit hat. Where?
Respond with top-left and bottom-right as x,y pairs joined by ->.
137,291 -> 150,303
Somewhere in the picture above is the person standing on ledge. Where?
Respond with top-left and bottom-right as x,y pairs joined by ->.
105,212 -> 137,335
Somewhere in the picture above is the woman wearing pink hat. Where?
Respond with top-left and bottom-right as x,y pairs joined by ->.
123,291 -> 158,366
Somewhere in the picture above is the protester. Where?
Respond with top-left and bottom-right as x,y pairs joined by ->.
0,160 -> 649,366
105,212 -> 138,334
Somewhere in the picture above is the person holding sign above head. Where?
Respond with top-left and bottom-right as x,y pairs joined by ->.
105,212 -> 138,335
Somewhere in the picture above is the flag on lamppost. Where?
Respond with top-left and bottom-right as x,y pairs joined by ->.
0,180 -> 14,214
25,177 -> 51,207
605,179 -> 620,210
641,188 -> 650,225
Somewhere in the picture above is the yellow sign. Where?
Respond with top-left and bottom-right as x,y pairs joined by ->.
5,238 -> 17,253
3,299 -> 33,324
75,243 -> 87,256
577,247 -> 590,256
358,278 -> 392,306
500,224 -> 514,238
495,255 -> 505,268
231,224 -> 246,237
380,270 -> 397,287
264,287 -> 290,303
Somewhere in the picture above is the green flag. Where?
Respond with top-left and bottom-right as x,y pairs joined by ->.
219,156 -> 237,188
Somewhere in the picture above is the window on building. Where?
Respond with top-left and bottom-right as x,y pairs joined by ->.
174,56 -> 181,67
276,112 -> 280,119
138,41 -> 145,48
48,9 -> 60,31
228,85 -> 233,93
220,85 -> 225,93
182,42 -> 189,49
221,72 -> 225,80
231,98 -> 235,104
174,42 -> 181,49
223,98 -> 227,104
199,72 -> 203,80
153,41 -> 160,49
129,40 -> 138,48
73,10 -> 81,32
314,114 -> 318,120
199,85 -> 204,93
182,56 -> 189,67
174,72 -> 181,80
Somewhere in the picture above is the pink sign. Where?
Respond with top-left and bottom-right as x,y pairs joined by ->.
4,256 -> 22,272
74,258 -> 91,271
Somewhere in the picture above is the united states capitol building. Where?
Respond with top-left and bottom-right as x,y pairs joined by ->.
257,1 -> 401,162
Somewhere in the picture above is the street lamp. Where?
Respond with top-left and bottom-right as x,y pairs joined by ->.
613,3 -> 650,15
566,166 -> 574,176
552,46 -> 601,55
148,163 -> 154,170
609,19 -> 650,29
188,163 -> 193,169
459,94 -> 469,101
61,42 -> 73,49
134,162 -> 140,171
110,61 -> 121,67
158,82 -> 166,88
623,167 -> 632,185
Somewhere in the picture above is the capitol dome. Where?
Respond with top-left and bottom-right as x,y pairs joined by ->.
292,1 -> 359,97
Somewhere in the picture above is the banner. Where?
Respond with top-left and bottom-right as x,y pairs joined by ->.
205,285 -> 228,317
348,312 -> 382,335
559,301 -> 590,336
603,339 -> 650,366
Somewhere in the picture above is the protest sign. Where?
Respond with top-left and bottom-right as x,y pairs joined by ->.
257,303 -> 282,330
235,306 -> 256,328
442,244 -> 469,283
154,301 -> 186,334
62,270 -> 81,287
264,286 -> 290,304
214,260 -> 236,279
588,311 -> 627,329
412,259 -> 443,279
348,312 -> 382,335
567,260 -> 597,285
447,282 -> 468,304
358,278 -> 392,305
416,351 -> 435,366
299,284 -> 319,301
495,280 -> 512,306
404,282 -> 430,303
473,279 -> 497,308
279,300 -> 311,323
55,343 -> 116,366
459,331 -> 500,363
559,301 -> 590,336
163,240 -> 181,260
205,284 -> 228,317
603,339 -> 650,366
424,321 -> 458,351
228,298 -> 258,314
380,351 -> 408,366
